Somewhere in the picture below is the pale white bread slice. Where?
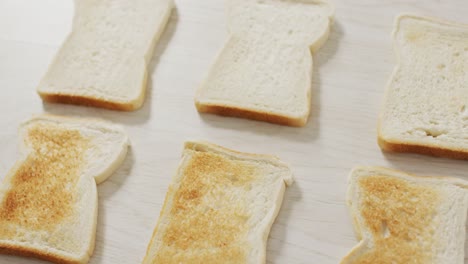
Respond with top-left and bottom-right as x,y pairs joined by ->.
378,14 -> 468,159
37,0 -> 174,111
142,141 -> 293,264
341,166 -> 468,264
195,0 -> 334,127
0,115 -> 129,264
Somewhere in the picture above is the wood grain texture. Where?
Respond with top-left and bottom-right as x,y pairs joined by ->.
0,0 -> 468,263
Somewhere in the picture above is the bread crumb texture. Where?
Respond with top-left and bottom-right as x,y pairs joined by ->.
152,151 -> 257,263
380,16 -> 468,150
354,175 -> 440,263
195,0 -> 333,126
0,123 -> 88,236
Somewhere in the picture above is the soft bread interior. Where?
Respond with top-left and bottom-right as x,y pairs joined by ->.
37,0 -> 174,110
379,15 -> 468,153
195,0 -> 333,126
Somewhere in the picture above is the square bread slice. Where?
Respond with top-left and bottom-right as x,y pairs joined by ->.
378,14 -> 468,159
195,0 -> 334,127
0,115 -> 128,264
341,166 -> 468,264
142,141 -> 293,264
37,0 -> 174,111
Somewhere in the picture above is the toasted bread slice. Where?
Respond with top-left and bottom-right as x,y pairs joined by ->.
341,166 -> 468,264
37,0 -> 174,111
143,141 -> 293,264
195,0 -> 334,127
0,115 -> 128,264
378,14 -> 468,159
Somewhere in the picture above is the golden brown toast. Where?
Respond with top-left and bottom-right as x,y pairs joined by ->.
143,141 -> 293,264
342,166 -> 468,264
0,115 -> 128,264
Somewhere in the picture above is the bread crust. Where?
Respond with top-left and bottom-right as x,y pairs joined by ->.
378,135 -> 468,160
350,166 -> 468,185
396,13 -> 468,29
0,243 -> 88,264
39,92 -> 142,111
195,102 -> 308,127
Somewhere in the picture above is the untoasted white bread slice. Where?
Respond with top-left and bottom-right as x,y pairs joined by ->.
143,141 -> 293,264
37,0 -> 174,111
0,115 -> 128,264
378,14 -> 468,159
195,0 -> 334,127
341,166 -> 468,264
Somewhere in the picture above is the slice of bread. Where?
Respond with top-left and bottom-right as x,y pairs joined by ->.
195,0 -> 334,127
378,14 -> 468,159
37,0 -> 174,111
142,141 -> 293,264
0,115 -> 129,264
341,166 -> 468,264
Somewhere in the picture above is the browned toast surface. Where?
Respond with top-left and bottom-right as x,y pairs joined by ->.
351,175 -> 440,263
151,151 -> 257,263
0,123 -> 88,233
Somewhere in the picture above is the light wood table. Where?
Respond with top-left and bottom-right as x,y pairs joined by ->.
1,0 -> 467,263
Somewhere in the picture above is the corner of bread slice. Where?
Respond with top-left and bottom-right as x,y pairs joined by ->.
307,0 -> 335,53
392,12 -> 468,46
376,130 -> 399,152
393,13 -> 435,37
389,14 -> 430,54
184,140 -> 294,185
393,13 -> 425,29
340,240 -> 370,264
343,166 -> 468,264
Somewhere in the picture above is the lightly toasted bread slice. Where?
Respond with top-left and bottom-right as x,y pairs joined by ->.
195,0 -> 334,127
37,0 -> 174,111
0,115 -> 129,264
378,14 -> 468,159
341,166 -> 468,264
142,141 -> 293,264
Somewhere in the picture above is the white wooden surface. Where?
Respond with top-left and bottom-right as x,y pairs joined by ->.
1,0 -> 468,263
